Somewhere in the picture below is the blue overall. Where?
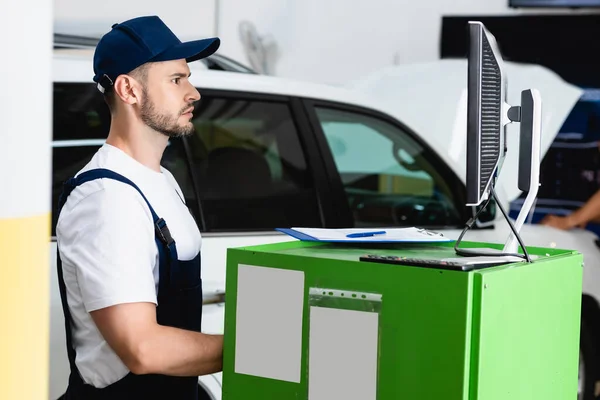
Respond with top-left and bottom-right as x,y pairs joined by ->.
56,168 -> 203,400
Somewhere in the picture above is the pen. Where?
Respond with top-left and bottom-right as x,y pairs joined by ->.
346,230 -> 386,238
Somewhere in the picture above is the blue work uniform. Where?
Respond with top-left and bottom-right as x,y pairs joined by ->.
56,168 -> 203,400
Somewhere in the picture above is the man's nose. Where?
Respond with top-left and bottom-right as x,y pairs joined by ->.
188,83 -> 201,102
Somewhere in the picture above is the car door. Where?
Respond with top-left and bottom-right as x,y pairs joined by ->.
183,90 -> 329,233
301,99 -> 469,230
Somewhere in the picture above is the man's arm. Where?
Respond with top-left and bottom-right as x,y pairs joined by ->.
541,189 -> 600,230
91,302 -> 223,376
61,187 -> 222,376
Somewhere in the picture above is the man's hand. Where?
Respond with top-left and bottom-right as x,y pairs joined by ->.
540,214 -> 585,230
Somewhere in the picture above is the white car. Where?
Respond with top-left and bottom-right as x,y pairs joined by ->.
49,42 -> 599,400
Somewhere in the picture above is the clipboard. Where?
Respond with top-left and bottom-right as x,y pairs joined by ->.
275,227 -> 452,243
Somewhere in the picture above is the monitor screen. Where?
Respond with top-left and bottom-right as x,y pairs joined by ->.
510,0 -> 600,7
466,21 -> 507,206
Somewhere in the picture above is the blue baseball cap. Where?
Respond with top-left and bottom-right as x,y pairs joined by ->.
93,15 -> 220,93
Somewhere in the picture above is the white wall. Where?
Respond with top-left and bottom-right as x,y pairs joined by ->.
217,0 -> 511,85
54,0 -> 592,85
54,0 -> 216,40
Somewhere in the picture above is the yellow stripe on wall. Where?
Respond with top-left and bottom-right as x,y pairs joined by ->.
0,214 -> 50,399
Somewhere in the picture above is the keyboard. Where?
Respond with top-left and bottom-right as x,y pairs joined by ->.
359,254 -> 519,271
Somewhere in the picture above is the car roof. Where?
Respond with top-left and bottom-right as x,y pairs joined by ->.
52,48 -> 389,115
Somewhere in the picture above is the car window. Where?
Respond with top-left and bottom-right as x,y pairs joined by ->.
51,83 -> 199,236
314,107 -> 462,228
185,96 -> 322,231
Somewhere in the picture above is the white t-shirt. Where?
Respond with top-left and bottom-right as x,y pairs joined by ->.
56,143 -> 202,388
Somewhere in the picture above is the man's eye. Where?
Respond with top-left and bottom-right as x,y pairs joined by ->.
173,78 -> 180,84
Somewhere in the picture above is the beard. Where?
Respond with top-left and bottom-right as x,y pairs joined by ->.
140,87 -> 195,138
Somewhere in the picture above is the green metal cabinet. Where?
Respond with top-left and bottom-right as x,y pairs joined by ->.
221,240 -> 583,400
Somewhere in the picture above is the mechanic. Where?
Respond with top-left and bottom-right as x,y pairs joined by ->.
56,15 -> 223,399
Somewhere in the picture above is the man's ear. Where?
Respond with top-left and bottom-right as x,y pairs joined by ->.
113,75 -> 142,106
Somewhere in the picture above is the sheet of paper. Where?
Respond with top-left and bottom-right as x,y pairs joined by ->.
292,226 -> 449,242
308,307 -> 379,400
234,264 -> 304,383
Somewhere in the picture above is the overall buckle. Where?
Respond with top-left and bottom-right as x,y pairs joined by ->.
155,218 -> 175,246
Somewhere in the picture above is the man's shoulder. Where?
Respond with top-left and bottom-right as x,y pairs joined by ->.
57,172 -> 153,228
56,179 -> 154,244
67,145 -> 152,209
69,174 -> 151,210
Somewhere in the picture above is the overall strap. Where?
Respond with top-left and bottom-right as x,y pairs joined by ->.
60,168 -> 180,286
56,168 -> 179,387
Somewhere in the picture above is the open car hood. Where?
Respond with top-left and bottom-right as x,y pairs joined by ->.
350,59 -> 583,209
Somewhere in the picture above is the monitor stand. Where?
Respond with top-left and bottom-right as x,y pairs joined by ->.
456,89 -> 542,263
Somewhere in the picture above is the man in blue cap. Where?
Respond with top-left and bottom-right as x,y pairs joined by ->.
55,16 -> 223,399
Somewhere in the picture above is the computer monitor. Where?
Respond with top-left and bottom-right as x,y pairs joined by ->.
459,21 -> 542,260
466,21 -> 507,207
